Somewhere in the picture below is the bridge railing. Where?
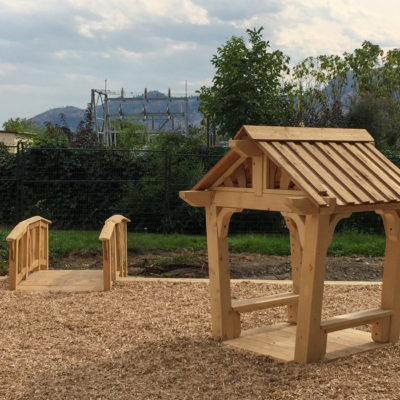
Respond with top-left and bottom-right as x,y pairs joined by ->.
99,215 -> 130,291
6,216 -> 52,290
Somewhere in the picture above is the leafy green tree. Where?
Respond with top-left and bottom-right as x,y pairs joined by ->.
2,117 -> 41,134
346,94 -> 400,148
74,104 -> 99,148
114,118 -> 146,149
292,54 -> 350,127
198,27 -> 293,138
32,123 -> 70,147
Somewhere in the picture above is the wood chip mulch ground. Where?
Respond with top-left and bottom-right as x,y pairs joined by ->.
1,278 -> 399,399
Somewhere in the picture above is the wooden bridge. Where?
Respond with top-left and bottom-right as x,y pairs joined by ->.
6,215 -> 130,292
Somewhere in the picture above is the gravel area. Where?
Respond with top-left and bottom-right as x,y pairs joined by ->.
1,278 -> 399,399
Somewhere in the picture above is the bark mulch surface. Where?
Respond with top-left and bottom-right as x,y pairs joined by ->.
1,278 -> 399,399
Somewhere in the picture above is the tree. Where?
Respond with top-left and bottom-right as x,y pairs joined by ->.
74,104 -> 99,148
114,118 -> 146,149
2,117 -> 41,134
32,123 -> 70,147
292,54 -> 350,127
198,27 -> 293,138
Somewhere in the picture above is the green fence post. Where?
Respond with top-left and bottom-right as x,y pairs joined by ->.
16,142 -> 25,222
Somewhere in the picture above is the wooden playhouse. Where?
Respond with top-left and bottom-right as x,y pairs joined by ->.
180,125 -> 400,363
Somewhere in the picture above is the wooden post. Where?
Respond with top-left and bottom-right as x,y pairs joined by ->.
294,212 -> 350,362
373,210 -> 400,343
123,221 -> 128,277
294,214 -> 330,362
205,205 -> 241,340
9,242 -> 17,290
283,214 -> 304,323
103,240 -> 112,291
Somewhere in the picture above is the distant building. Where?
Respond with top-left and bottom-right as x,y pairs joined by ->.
0,130 -> 35,152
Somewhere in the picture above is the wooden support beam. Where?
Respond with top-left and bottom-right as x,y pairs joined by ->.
229,140 -> 262,157
294,212 -> 352,362
372,210 -> 400,343
294,214 -> 330,363
206,205 -> 241,340
211,190 -> 318,214
321,308 -> 393,333
179,190 -> 214,207
253,155 -> 264,196
284,196 -> 320,215
232,292 -> 299,313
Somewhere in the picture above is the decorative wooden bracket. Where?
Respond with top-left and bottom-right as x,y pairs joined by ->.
179,190 -> 214,207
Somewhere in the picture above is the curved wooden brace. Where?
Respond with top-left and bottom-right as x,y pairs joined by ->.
327,212 -> 352,248
217,207 -> 242,238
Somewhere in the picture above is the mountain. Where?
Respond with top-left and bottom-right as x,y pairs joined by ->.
30,93 -> 204,131
31,106 -> 85,131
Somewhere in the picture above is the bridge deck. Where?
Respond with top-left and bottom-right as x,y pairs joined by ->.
17,270 -> 103,292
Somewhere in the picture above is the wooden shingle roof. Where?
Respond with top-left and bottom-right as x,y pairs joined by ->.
194,125 -> 400,208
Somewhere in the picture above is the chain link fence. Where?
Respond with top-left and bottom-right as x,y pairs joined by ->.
0,143 -> 396,235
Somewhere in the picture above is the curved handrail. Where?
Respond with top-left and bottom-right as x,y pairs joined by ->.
6,216 -> 51,242
7,216 -> 52,290
99,215 -> 130,290
99,215 -> 130,241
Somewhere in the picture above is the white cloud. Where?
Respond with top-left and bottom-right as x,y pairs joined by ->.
0,0 -> 60,13
54,50 -> 82,60
68,0 -> 209,38
276,17 -> 354,59
163,40 -> 197,55
116,47 -> 145,60
65,73 -> 98,83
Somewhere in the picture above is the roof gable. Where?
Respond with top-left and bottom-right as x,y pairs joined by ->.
193,126 -> 400,209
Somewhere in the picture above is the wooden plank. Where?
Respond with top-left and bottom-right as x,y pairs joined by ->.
287,142 -> 353,205
336,202 -> 400,213
343,143 -> 400,199
17,270 -> 104,292
331,143 -> 396,202
235,125 -> 374,142
302,142 -> 371,205
321,308 -> 393,333
273,142 -> 328,195
313,142 -> 379,204
232,292 -> 299,313
224,323 -> 387,362
193,150 -> 241,190
259,142 -> 327,207
358,143 -> 400,188
326,143 -> 387,203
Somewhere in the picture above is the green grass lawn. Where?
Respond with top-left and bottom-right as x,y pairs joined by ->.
0,226 -> 386,273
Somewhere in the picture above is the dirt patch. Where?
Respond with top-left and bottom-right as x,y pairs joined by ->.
51,249 -> 384,281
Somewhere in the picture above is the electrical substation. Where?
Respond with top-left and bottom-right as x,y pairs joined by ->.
90,87 -> 189,146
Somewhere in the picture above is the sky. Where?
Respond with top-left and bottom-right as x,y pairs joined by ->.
1,0 -> 400,126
